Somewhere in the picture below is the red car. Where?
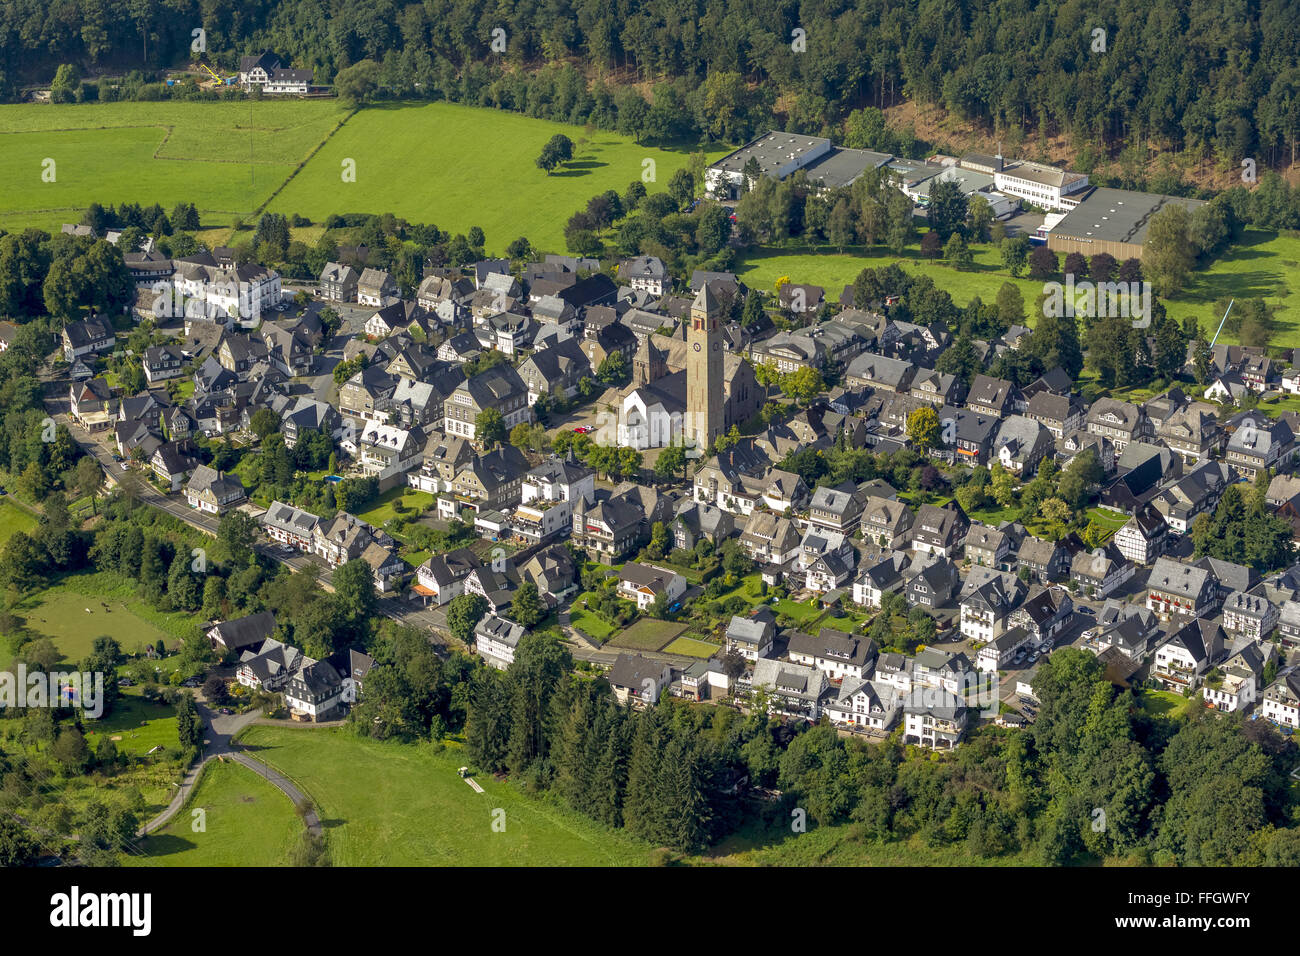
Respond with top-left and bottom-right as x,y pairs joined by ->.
573,425 -> 592,434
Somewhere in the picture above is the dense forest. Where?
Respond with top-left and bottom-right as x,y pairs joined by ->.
4,0 -> 1300,172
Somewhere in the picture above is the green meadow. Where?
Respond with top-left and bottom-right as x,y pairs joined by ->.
739,227 -> 1300,349
231,726 -> 654,866
0,98 -> 722,254
130,758 -> 303,867
267,101 -> 726,252
0,100 -> 345,235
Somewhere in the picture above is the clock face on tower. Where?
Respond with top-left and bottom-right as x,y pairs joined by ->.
693,343 -> 701,351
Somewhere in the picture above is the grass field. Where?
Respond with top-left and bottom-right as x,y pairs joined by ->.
130,758 -> 302,867
0,498 -> 36,547
772,597 -> 825,624
83,695 -> 180,757
234,726 -> 653,866
268,102 -> 726,253
568,594 -> 618,642
15,589 -> 172,665
355,487 -> 435,530
0,100 -> 720,254
607,617 -> 687,651
739,227 -> 1300,349
0,100 -> 345,235
662,636 -> 721,658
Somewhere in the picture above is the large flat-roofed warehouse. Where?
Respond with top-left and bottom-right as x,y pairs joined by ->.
705,131 -> 892,198
1047,187 -> 1206,260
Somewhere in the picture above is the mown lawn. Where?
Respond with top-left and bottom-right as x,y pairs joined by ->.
608,617 -> 687,651
83,695 -> 180,757
356,487 -> 435,529
773,597 -> 825,623
131,758 -> 302,868
234,726 -> 654,866
662,636 -> 721,658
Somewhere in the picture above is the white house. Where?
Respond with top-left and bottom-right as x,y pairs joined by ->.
976,626 -> 1032,673
617,563 -> 687,611
475,614 -> 527,670
1260,672 -> 1300,729
824,679 -> 900,732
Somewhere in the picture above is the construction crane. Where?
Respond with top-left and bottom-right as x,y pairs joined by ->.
198,62 -> 230,86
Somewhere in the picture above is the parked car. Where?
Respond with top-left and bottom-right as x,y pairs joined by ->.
573,425 -> 592,434
1078,606 -> 1095,616
1027,652 -> 1040,664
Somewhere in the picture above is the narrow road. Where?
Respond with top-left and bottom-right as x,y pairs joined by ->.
139,701 -> 323,838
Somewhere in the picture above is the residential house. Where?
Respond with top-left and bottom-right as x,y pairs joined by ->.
1260,672 -> 1300,729
475,615 -> 527,670
993,415 -> 1054,477
1007,587 -> 1074,647
1113,502 -> 1168,565
860,495 -> 913,549
750,658 -> 830,721
977,626 -> 1034,673
911,502 -> 969,558
852,551 -> 909,609
959,568 -> 1028,642
1202,643 -> 1268,713
151,439 -> 201,490
824,679 -> 901,732
1225,417 -> 1295,480
284,659 -> 346,721
1145,557 -> 1219,621
183,465 -> 245,514
1025,391 -> 1083,439
725,608 -> 777,661
902,690 -> 968,749
443,364 -> 532,442
1221,591 -> 1278,642
413,548 -> 480,607
1086,398 -> 1149,453
1069,544 -> 1135,599
1152,618 -> 1226,690
62,316 -> 115,362
207,611 -> 276,656
262,500 -> 319,551
965,375 -> 1019,418
617,563 -> 687,611
907,558 -> 960,608
236,638 -> 302,692
607,653 -> 673,707
571,493 -> 644,559
739,511 -> 802,568
965,522 -> 1022,570
356,268 -> 398,306
319,261 -> 359,302
142,345 -> 186,385
788,627 -> 878,682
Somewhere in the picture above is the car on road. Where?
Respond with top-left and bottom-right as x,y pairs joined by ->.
120,462 -> 129,470
181,678 -> 200,688
1027,652 -> 1040,664
573,425 -> 592,434
218,707 -> 233,715
1077,606 -> 1094,615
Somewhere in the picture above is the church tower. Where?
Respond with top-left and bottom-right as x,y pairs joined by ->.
686,282 -> 725,450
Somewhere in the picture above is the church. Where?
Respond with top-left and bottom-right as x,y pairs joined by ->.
618,284 -> 761,451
